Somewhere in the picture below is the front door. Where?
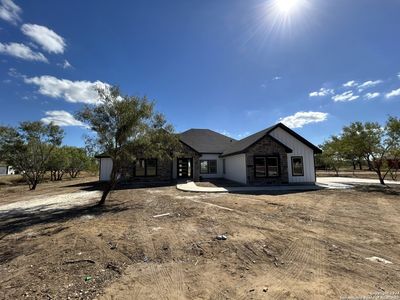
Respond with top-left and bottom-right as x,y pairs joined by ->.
177,158 -> 193,179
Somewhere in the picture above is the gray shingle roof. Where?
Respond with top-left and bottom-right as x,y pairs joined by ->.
220,126 -> 275,157
179,129 -> 236,153
221,123 -> 321,157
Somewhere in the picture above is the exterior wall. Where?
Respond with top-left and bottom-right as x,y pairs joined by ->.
269,127 -> 316,183
99,157 -> 172,182
99,158 -> 113,181
223,154 -> 247,184
0,166 -> 14,176
199,154 -> 224,179
245,135 -> 289,185
0,166 -> 7,176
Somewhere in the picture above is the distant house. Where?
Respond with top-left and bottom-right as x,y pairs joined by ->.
0,164 -> 15,176
96,122 -> 322,185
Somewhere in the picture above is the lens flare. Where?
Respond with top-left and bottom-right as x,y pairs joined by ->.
276,0 -> 300,14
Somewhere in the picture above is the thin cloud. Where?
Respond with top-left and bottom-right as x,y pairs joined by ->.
237,131 -> 250,139
0,0 -> 21,25
272,76 -> 282,80
343,80 -> 357,88
309,88 -> 334,97
332,91 -> 359,102
279,111 -> 328,129
21,24 -> 66,54
364,92 -> 380,100
358,80 -> 383,91
0,42 -> 48,62
41,110 -> 88,128
385,88 -> 400,99
57,59 -> 72,69
397,73 -> 400,79
24,75 -> 109,104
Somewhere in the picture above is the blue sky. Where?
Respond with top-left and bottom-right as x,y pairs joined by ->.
0,0 -> 399,147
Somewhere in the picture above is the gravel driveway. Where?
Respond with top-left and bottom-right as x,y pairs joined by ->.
317,176 -> 400,188
0,190 -> 101,217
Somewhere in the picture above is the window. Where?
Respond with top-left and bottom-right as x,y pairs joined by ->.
200,160 -> 217,174
135,160 -> 146,176
223,159 -> 226,174
146,159 -> 157,176
291,156 -> 304,176
267,157 -> 279,177
254,157 -> 266,178
254,156 -> 280,178
135,159 -> 157,177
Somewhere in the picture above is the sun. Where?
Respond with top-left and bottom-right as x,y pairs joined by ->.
268,0 -> 309,18
276,0 -> 299,14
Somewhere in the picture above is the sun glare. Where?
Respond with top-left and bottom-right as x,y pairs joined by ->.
276,0 -> 299,14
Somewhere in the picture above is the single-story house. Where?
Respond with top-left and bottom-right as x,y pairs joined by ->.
97,122 -> 322,185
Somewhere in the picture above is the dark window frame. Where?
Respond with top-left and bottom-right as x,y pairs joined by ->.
291,156 -> 304,176
253,155 -> 280,178
200,159 -> 218,174
134,158 -> 158,177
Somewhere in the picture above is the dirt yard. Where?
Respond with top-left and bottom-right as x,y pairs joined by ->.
1,179 -> 400,299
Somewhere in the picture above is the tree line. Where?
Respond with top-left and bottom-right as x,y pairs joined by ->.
0,121 -> 95,190
317,116 -> 400,184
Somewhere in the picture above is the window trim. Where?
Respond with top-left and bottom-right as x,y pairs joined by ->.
200,159 -> 218,174
253,155 -> 280,178
134,158 -> 158,177
291,156 -> 304,177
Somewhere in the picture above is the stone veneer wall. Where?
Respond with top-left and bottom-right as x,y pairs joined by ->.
178,143 -> 201,181
245,135 -> 289,185
120,158 -> 172,182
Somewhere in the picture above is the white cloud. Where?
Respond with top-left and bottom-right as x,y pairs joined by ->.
21,24 -> 66,54
41,110 -> 87,128
397,73 -> 400,79
364,92 -> 380,100
0,0 -> 21,25
24,75 -> 109,104
343,80 -> 357,87
0,42 -> 48,62
358,80 -> 383,91
272,76 -> 282,80
385,88 -> 400,99
279,111 -> 328,129
309,88 -> 334,97
332,91 -> 359,102
58,59 -> 72,69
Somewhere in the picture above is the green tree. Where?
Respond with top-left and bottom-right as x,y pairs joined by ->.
340,122 -> 367,170
77,86 -> 179,205
47,146 -> 68,181
64,146 -> 92,178
337,117 -> 400,184
0,121 -> 64,190
318,136 -> 346,176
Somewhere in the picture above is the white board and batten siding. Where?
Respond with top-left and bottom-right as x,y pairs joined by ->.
99,158 -> 113,181
199,154 -> 224,179
269,127 -> 316,183
223,153 -> 247,184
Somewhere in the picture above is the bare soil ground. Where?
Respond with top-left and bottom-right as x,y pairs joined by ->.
1,179 -> 400,299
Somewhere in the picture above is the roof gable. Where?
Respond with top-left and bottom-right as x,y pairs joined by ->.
221,123 -> 321,157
